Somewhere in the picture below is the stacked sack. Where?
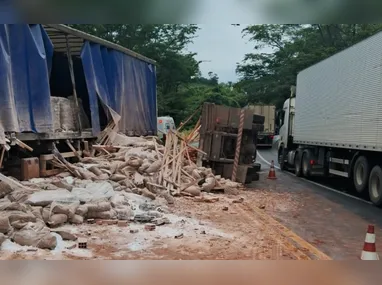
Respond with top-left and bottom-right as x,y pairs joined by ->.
49,96 -> 91,132
0,179 -> 135,249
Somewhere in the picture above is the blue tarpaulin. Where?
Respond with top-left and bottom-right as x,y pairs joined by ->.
0,24 -> 157,143
81,41 -> 157,136
0,24 -> 53,143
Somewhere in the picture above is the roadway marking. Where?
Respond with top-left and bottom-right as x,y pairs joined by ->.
249,203 -> 332,260
256,151 -> 373,205
257,151 -> 280,170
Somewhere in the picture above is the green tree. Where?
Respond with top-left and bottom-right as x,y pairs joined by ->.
176,81 -> 248,129
237,24 -> 382,109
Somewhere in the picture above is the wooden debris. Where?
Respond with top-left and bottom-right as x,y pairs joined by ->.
66,140 -> 81,159
0,146 -> 5,169
15,139 -> 33,152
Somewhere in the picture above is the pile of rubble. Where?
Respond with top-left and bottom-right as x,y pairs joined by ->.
0,131 -> 242,250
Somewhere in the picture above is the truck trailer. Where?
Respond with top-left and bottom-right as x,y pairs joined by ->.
248,105 -> 276,147
198,103 -> 262,184
278,31 -> 382,206
0,24 -> 157,178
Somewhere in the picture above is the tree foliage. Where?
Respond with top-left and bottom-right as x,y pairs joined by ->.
236,24 -> 382,109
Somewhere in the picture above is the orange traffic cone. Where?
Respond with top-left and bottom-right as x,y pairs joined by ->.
361,225 -> 379,260
267,160 -> 277,180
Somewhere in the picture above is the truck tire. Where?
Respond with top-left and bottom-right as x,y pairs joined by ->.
302,152 -> 311,177
353,156 -> 370,194
368,165 -> 382,207
294,152 -> 302,177
252,172 -> 260,182
253,163 -> 261,172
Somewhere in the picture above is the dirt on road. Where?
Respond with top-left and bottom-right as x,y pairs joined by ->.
249,169 -> 382,260
1,184 -> 330,260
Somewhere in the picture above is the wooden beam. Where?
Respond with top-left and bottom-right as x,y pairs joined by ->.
40,151 -> 82,161
83,141 -> 89,152
15,139 -> 33,152
66,140 -> 82,159
0,146 -> 5,169
45,24 -> 156,65
177,103 -> 202,132
65,34 -> 82,135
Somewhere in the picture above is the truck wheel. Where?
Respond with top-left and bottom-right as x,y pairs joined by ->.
302,152 -> 311,177
294,152 -> 302,177
252,172 -> 260,182
369,165 -> 382,207
253,163 -> 261,172
353,156 -> 370,194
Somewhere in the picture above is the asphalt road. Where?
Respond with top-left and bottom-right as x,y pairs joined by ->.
254,147 -> 382,259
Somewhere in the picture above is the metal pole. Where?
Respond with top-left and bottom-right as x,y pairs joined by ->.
231,108 -> 245,182
65,34 -> 82,135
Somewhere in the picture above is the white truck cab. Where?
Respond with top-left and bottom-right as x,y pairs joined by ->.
278,97 -> 296,151
157,116 -> 176,139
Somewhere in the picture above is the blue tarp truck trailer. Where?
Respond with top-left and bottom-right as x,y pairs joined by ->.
0,24 -> 157,177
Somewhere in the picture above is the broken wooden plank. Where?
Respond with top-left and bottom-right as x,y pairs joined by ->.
169,130 -> 207,156
40,151 -> 83,161
0,146 -> 5,169
177,103 -> 202,132
83,140 -> 89,152
66,140 -> 82,160
15,139 -> 33,152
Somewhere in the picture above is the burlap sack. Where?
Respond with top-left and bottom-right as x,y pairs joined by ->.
70,215 -> 84,224
12,221 -> 57,249
0,215 -> 11,234
86,201 -> 111,212
7,211 -> 36,224
145,160 -> 162,174
50,200 -> 80,219
60,97 -> 76,131
0,232 -> 6,245
0,181 -> 12,199
202,177 -> 216,192
115,206 -> 133,220
110,193 -> 128,208
50,97 -> 62,132
86,209 -> 117,219
31,207 -> 43,220
42,207 -> 51,223
48,214 -> 68,227
183,186 -> 201,196
11,220 -> 28,230
75,205 -> 88,216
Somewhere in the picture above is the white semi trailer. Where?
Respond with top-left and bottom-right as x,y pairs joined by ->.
278,31 -> 382,206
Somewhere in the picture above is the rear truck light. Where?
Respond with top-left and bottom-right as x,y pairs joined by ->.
310,160 -> 316,165
269,135 -> 274,140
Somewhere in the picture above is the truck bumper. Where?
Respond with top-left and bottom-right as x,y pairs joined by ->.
257,134 -> 273,147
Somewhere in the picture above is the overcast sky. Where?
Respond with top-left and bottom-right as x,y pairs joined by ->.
183,0 -> 268,83
187,24 -> 254,83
